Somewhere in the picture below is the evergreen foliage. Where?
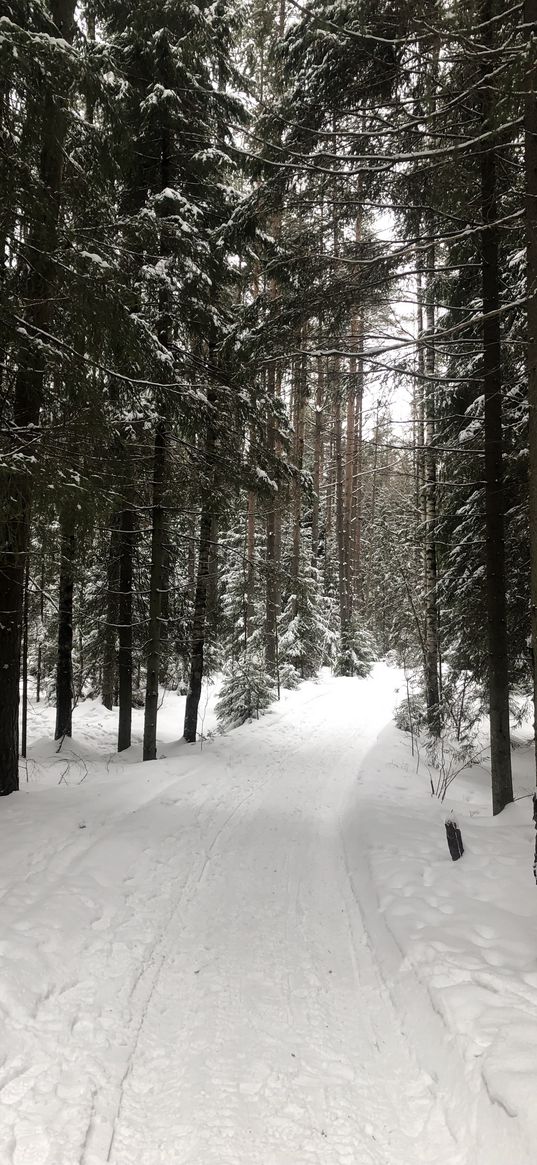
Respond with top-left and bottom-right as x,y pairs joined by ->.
334,622 -> 376,679
216,652 -> 276,731
278,558 -> 334,680
1,0 -> 535,815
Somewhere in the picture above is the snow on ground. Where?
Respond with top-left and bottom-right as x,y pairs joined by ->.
0,665 -> 536,1164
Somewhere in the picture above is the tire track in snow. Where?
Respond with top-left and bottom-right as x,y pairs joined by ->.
84,782 -> 270,1164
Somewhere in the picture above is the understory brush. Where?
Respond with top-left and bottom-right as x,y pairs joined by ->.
394,668 -> 488,800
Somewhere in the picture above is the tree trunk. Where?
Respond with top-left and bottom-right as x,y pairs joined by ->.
246,491 -> 256,638
118,505 -> 134,752
415,267 -> 427,575
142,115 -> 173,760
311,349 -> 324,566
480,1 -> 513,814
159,539 -> 171,686
264,147 -> 284,674
266,502 -> 278,673
351,314 -> 364,599
0,0 -> 75,795
265,366 -> 280,675
184,505 -> 213,743
143,421 -> 167,761
290,349 -> 305,596
422,243 -> 441,737
184,390 -> 216,743
349,211 -> 364,606
364,402 -> 380,616
524,0 -> 537,782
21,552 -> 30,759
54,511 -> 75,740
102,516 -> 119,709
344,360 -> 356,622
207,514 -> 219,640
77,620 -> 84,703
334,383 -> 348,633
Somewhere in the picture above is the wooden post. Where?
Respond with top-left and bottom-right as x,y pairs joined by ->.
445,819 -> 464,861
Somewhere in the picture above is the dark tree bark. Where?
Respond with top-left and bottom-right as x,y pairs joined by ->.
246,492 -> 256,638
311,349 -> 324,565
265,365 -> 280,676
142,120 -> 172,761
184,502 -> 214,743
344,364 -> 356,624
21,553 -> 30,759
525,0 -> 537,782
143,421 -> 167,761
207,514 -> 219,638
184,377 -> 217,743
265,179 -> 283,677
479,1 -> 513,814
159,538 -> 171,685
334,380 -> 348,634
0,0 -> 75,794
364,401 -> 380,616
422,244 -> 441,738
118,505 -> 134,752
265,502 -> 279,674
351,316 -> 364,600
102,516 -> 119,710
54,511 -> 75,740
415,268 -> 427,570
290,348 -> 305,598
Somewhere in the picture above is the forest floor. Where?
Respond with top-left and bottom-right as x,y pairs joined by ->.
0,665 -> 536,1165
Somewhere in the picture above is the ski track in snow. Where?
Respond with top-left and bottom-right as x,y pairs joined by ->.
1,668 -> 467,1164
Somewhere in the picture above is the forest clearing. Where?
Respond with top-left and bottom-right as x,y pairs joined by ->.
3,0 -> 537,1161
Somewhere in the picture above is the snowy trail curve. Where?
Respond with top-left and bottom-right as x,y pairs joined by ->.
0,666 -> 467,1165
103,669 -> 462,1165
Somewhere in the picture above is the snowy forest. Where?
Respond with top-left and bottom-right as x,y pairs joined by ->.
4,2 -> 537,1163
3,0 -> 537,815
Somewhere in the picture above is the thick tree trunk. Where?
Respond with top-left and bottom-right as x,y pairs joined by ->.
265,367 -> 280,675
334,384 -> 348,634
184,504 -> 213,743
351,318 -> 364,600
422,245 -> 441,738
416,268 -> 427,573
330,117 -> 349,630
102,516 -> 119,710
349,212 -> 364,605
159,540 -> 171,685
311,344 -> 324,566
246,492 -> 256,638
266,503 -> 278,673
325,430 -> 335,579
118,505 -> 134,752
344,363 -> 356,622
480,4 -> 513,814
0,0 -> 75,795
184,389 -> 216,743
290,350 -> 305,596
207,514 -> 219,639
54,511 -> 75,740
525,0 -> 537,781
364,402 -> 380,616
143,421 -> 167,761
142,118 -> 173,760
21,553 -> 29,759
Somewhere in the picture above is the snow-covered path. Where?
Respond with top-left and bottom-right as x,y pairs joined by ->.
1,667 -> 465,1164
105,672 -> 460,1165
